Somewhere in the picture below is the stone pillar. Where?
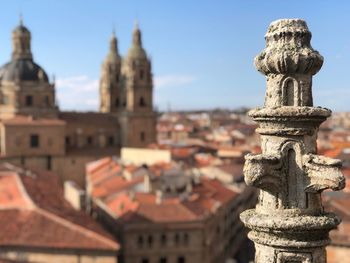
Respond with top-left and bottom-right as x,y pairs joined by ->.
240,19 -> 346,263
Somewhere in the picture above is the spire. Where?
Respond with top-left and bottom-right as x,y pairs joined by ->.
132,20 -> 142,47
127,21 -> 147,60
12,18 -> 32,60
109,29 -> 118,54
19,12 -> 23,26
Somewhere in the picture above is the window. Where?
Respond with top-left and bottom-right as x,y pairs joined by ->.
20,156 -> 25,166
140,132 -> 145,142
137,236 -> 144,248
44,96 -> 50,106
47,155 -> 52,170
148,235 -> 153,247
174,233 -> 180,246
30,134 -> 39,148
161,234 -> 167,246
115,98 -> 119,107
178,256 -> 185,263
183,233 -> 189,245
65,136 -> 71,146
140,70 -> 144,80
25,95 -> 33,106
159,257 -> 167,263
108,136 -> 114,146
87,136 -> 93,145
139,97 -> 146,107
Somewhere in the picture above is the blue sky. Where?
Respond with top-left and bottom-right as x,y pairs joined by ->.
0,0 -> 349,111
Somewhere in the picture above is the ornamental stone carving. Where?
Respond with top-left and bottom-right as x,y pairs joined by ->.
240,19 -> 345,263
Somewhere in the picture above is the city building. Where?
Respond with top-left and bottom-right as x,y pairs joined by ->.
85,155 -> 256,263
0,19 -> 156,186
0,162 -> 119,263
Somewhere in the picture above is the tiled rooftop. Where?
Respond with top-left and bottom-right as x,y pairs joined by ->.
0,163 -> 119,251
87,157 -> 239,224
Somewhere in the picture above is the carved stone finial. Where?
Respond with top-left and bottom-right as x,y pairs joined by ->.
255,19 -> 323,76
240,19 -> 345,263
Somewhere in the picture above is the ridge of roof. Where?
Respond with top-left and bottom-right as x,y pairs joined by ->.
35,208 -> 119,250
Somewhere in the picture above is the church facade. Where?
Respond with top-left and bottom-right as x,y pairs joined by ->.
0,20 -> 156,186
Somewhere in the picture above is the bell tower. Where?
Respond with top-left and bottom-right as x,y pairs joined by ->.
119,22 -> 156,147
122,22 -> 153,113
99,31 -> 122,113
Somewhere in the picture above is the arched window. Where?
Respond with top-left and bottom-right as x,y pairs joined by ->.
25,95 -> 33,106
140,132 -> 145,142
148,235 -> 153,247
286,80 -> 294,106
174,233 -> 180,246
282,78 -> 299,106
87,136 -> 93,145
137,236 -> 144,248
140,69 -> 144,80
161,234 -> 167,246
139,97 -> 146,107
183,233 -> 189,245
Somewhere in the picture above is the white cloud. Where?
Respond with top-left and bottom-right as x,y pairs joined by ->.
56,75 -> 99,92
56,75 -> 99,111
56,74 -> 196,111
85,99 -> 99,106
154,74 -> 196,89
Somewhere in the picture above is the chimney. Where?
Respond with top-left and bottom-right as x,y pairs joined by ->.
144,172 -> 152,193
155,190 -> 163,205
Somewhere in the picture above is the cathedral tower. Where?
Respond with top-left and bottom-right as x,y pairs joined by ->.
122,22 -> 153,113
99,31 -> 122,113
119,23 -> 156,147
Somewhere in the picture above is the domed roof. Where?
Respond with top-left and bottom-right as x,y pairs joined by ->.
126,23 -> 148,61
0,59 -> 49,82
127,45 -> 147,60
13,24 -> 30,34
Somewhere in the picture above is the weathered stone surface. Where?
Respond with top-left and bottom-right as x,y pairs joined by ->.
240,19 -> 345,263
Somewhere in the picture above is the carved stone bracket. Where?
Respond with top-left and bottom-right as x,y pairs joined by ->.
244,153 -> 282,193
303,154 -> 345,193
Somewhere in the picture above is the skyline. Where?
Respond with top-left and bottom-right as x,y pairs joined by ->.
0,1 -> 349,111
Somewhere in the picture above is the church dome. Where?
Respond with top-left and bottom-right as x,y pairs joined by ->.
0,19 -> 49,83
126,23 -> 148,61
13,24 -> 30,34
0,59 -> 49,82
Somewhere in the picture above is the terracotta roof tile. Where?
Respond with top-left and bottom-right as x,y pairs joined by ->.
0,163 -> 119,251
88,157 -> 239,224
